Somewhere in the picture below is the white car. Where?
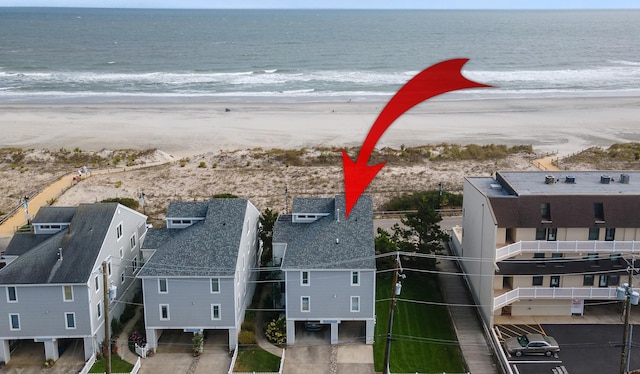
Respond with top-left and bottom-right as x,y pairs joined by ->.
504,333 -> 560,357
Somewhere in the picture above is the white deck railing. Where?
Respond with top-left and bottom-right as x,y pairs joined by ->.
496,240 -> 640,261
493,286 -> 619,310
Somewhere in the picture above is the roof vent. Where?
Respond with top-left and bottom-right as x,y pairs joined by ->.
57,248 -> 63,261
336,238 -> 340,244
336,208 -> 340,222
489,183 -> 502,190
601,175 -> 612,184
565,175 -> 576,184
620,173 -> 630,184
545,175 -> 555,184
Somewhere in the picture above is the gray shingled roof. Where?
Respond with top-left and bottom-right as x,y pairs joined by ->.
5,233 -> 55,256
166,201 -> 209,218
0,203 -> 119,284
138,198 -> 250,277
32,206 -> 77,224
275,195 -> 375,270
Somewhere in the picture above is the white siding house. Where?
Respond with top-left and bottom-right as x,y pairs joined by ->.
0,203 -> 147,364
138,198 -> 260,351
274,195 -> 376,345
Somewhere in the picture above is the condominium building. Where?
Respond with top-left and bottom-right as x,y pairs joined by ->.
451,171 -> 640,326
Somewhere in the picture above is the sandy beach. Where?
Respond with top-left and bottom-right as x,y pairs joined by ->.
2,96 -> 640,157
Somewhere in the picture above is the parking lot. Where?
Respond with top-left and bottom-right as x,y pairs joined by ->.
496,324 -> 640,373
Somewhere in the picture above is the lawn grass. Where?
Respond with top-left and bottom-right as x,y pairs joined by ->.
373,264 -> 466,373
89,354 -> 134,373
233,345 -> 281,372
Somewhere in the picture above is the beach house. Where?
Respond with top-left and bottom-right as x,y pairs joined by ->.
138,198 -> 260,351
451,171 -> 640,327
0,203 -> 147,363
273,195 -> 376,345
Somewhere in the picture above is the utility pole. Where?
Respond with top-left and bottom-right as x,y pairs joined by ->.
102,261 -> 111,374
619,257 -> 639,374
383,254 -> 405,374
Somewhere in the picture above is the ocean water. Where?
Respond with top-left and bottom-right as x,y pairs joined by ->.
1,7 -> 640,103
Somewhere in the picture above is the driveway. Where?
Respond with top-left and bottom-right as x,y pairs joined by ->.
138,329 -> 231,374
0,339 -> 85,374
283,321 -> 374,374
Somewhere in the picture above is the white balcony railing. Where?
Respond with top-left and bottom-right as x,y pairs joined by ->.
496,240 -> 640,262
493,286 -> 619,310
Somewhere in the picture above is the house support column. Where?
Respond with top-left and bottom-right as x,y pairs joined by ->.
83,337 -> 94,361
0,339 -> 10,363
146,328 -> 158,351
330,322 -> 339,345
365,320 -> 375,344
286,320 -> 295,345
228,328 -> 238,351
43,339 -> 59,361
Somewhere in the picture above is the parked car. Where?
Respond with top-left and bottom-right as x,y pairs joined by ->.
504,333 -> 560,357
304,321 -> 323,331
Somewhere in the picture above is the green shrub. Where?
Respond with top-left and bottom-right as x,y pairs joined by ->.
111,317 -> 123,338
264,316 -> 286,345
101,197 -> 140,210
241,321 -> 255,332
198,161 -> 206,168
238,330 -> 256,345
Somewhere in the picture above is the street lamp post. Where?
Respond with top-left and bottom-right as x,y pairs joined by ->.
618,259 -> 639,374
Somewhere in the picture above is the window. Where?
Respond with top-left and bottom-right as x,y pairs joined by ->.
610,253 -> 622,261
605,228 -> 616,241
547,228 -> 557,241
132,257 -> 138,271
211,304 -> 221,320
160,304 -> 170,320
550,276 -> 560,288
95,275 -> 100,292
551,253 -> 563,259
351,271 -> 360,286
535,228 -> 546,240
119,247 -> 123,258
587,253 -> 598,262
599,275 -> 609,287
532,276 -> 543,286
350,296 -> 360,312
609,275 -> 620,286
588,228 -> 600,240
301,296 -> 310,312
107,261 -> 112,276
9,314 -> 20,331
533,253 -> 545,259
130,234 -> 136,250
116,223 -> 123,239
583,275 -> 594,286
541,203 -> 551,221
7,287 -> 17,303
63,286 -> 73,302
65,312 -> 76,329
210,278 -> 220,293
121,272 -> 125,284
594,202 -> 605,221
301,271 -> 309,286
158,279 -> 168,293
97,302 -> 102,318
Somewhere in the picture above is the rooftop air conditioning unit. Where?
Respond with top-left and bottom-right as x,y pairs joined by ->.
545,175 -> 555,184
620,173 -> 630,184
565,175 -> 576,184
601,175 -> 612,184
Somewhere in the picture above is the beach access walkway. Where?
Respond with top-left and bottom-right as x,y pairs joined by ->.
0,161 -> 171,246
531,155 -> 560,172
439,247 -> 499,374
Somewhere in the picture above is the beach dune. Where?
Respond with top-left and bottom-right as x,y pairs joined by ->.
1,97 -> 639,156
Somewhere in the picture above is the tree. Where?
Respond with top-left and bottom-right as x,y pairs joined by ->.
392,197 -> 450,257
259,208 -> 279,266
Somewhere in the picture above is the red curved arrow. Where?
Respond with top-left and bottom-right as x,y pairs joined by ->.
342,58 -> 492,218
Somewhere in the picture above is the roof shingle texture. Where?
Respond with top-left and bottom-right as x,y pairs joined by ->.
275,195 -> 375,270
139,198 -> 249,277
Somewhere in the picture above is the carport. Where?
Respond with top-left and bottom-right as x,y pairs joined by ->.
0,339 -> 85,372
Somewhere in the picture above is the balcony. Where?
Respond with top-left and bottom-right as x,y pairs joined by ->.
493,286 -> 619,311
496,240 -> 640,262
